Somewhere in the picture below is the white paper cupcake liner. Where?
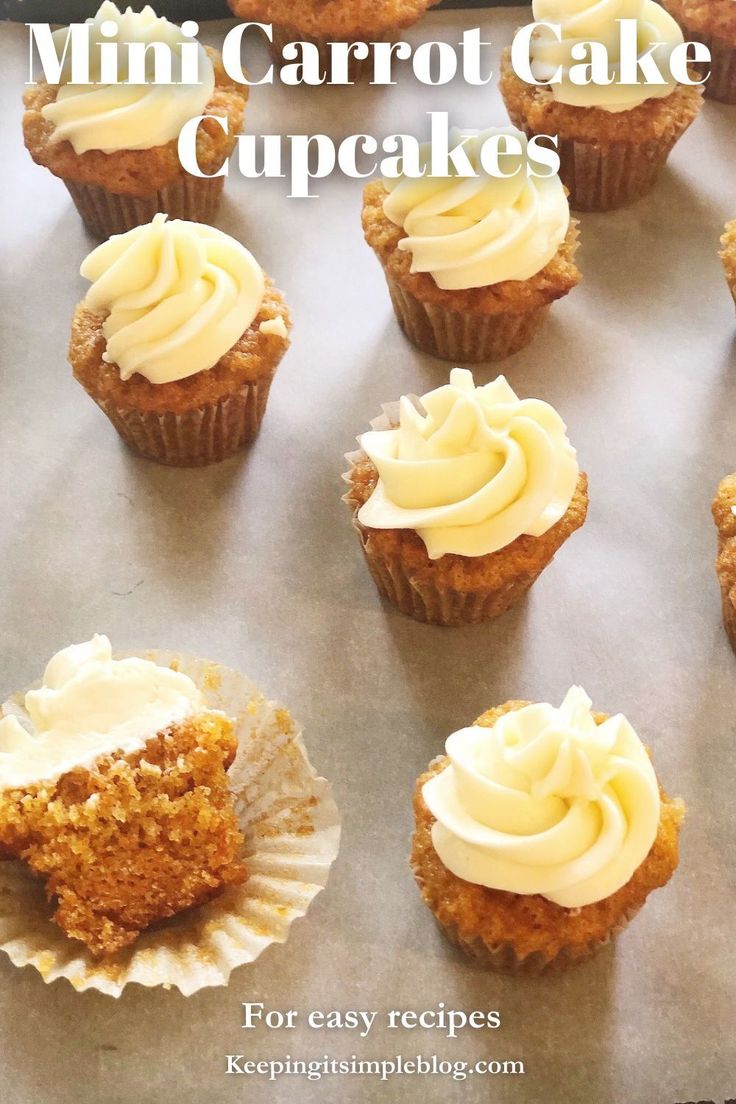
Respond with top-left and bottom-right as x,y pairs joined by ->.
0,652 -> 341,996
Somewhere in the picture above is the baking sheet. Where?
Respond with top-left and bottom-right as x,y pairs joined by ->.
1,9 -> 735,1104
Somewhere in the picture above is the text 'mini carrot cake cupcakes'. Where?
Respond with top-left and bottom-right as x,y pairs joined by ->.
412,688 -> 684,973
23,2 -> 245,237
343,368 -> 588,626
227,0 -> 441,81
500,0 -> 703,211
720,220 -> 736,307
69,213 -> 290,466
711,473 -> 736,649
662,0 -> 736,102
362,128 -> 580,363
0,635 -> 245,958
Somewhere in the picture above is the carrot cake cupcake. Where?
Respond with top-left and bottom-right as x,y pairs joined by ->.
23,2 -> 245,237
69,212 -> 290,466
412,687 -> 684,972
0,635 -> 245,957
662,0 -> 736,102
362,128 -> 580,362
711,473 -> 736,648
228,0 -> 440,81
343,368 -> 588,625
720,220 -> 736,306
500,0 -> 703,210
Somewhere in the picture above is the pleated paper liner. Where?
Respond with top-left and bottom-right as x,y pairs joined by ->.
343,404 -> 551,626
385,275 -> 549,362
0,652 -> 341,996
269,24 -> 396,82
63,174 -> 225,238
692,32 -> 736,103
78,370 -> 276,467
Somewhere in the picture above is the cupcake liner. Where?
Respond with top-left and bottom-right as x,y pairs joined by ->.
343,404 -> 549,626
385,274 -> 549,362
720,588 -> 736,652
693,32 -> 736,103
269,23 -> 395,82
63,174 -> 226,238
0,652 -> 341,996
81,372 -> 276,467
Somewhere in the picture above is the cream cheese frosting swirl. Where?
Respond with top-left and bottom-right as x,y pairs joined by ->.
382,128 -> 570,291
357,368 -> 579,559
0,635 -> 204,791
529,0 -> 684,112
422,687 -> 661,907
81,213 -> 266,384
42,2 -> 214,154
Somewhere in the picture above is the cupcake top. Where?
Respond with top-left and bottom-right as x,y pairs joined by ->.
423,687 -> 661,908
661,0 -> 736,41
81,213 -> 269,384
41,2 -> 214,154
357,368 -> 579,559
528,0 -> 684,112
228,0 -> 439,38
382,128 -> 570,291
0,635 -> 205,791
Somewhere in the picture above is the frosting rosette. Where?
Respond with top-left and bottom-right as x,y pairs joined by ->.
357,368 -> 579,559
42,2 -> 214,154
422,687 -> 661,908
81,213 -> 266,384
529,0 -> 684,112
382,128 -> 570,291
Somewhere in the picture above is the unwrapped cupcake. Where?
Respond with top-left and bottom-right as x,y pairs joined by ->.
0,635 -> 340,994
227,0 -> 441,82
343,368 -> 588,626
362,128 -> 580,362
500,0 -> 703,211
412,687 -> 684,973
661,0 -> 736,102
720,220 -> 736,306
69,213 -> 290,466
23,2 -> 245,237
711,473 -> 736,648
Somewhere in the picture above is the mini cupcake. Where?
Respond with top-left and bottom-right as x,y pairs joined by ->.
69,213 -> 290,466
23,3 -> 245,237
500,0 -> 703,211
412,687 -> 684,973
712,473 -> 736,648
343,368 -> 588,626
362,128 -> 580,363
0,636 -> 340,994
227,0 -> 440,81
720,220 -> 736,306
662,0 -> 736,102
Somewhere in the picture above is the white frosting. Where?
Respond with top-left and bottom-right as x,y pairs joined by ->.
530,0 -> 684,112
383,128 -> 570,291
358,368 -> 579,560
0,635 -> 204,791
81,213 -> 266,385
42,2 -> 214,154
423,687 -> 661,907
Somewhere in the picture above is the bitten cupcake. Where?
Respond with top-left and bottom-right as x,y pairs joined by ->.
23,3 -> 245,237
662,0 -> 736,102
500,0 -> 703,211
227,0 -> 440,81
69,213 -> 290,466
720,220 -> 736,306
711,473 -> 736,648
412,688 -> 684,973
343,368 -> 588,626
362,128 -> 580,363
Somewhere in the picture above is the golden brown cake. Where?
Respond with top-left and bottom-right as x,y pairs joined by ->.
0,636 -> 246,958
23,4 -> 245,237
712,473 -> 736,648
720,220 -> 736,306
412,694 -> 683,973
228,0 -> 441,80
343,369 -> 588,626
69,215 -> 290,466
662,0 -> 736,102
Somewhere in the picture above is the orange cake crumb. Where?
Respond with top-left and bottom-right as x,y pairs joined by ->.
228,0 -> 441,38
